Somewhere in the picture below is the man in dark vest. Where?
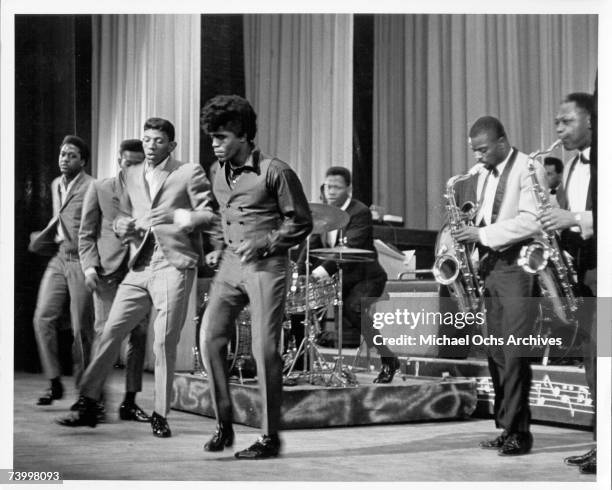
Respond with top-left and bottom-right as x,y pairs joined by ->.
454,116 -> 545,456
540,92 -> 596,474
199,95 -> 312,459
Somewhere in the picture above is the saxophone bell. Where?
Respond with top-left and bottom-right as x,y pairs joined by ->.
517,241 -> 550,274
432,253 -> 461,285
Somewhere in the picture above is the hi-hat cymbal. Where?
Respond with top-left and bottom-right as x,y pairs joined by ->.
309,203 -> 349,234
311,246 -> 373,254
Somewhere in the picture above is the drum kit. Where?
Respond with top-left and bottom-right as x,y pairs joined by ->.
192,202 -> 375,387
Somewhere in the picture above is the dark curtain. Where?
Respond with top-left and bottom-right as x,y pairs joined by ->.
14,15 -> 92,371
352,15 -> 374,205
199,14 -> 246,174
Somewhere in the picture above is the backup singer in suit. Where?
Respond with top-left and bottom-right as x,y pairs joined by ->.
298,166 -> 400,383
58,118 -> 217,438
540,92 -> 596,474
29,135 -> 94,406
77,139 -> 150,423
454,116 -> 546,456
200,95 -> 312,459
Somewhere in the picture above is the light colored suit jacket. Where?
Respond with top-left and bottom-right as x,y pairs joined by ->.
481,149 -> 547,250
79,174 -> 128,276
119,156 -> 216,270
29,170 -> 94,256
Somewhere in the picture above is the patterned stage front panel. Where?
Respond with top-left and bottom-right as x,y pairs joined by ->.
172,373 -> 478,429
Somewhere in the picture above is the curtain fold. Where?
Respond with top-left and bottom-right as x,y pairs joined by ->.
92,14 -> 201,178
243,14 -> 353,201
373,14 -> 597,230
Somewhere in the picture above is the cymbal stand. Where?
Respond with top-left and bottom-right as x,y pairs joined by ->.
328,235 -> 358,387
284,235 -> 329,384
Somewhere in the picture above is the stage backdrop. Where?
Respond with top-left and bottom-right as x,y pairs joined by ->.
91,14 -> 201,178
372,14 -> 598,230
243,14 -> 354,202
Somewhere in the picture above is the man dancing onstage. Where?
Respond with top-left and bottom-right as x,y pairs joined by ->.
77,139 -> 150,423
300,166 -> 400,383
29,135 -> 94,406
540,92 -> 597,474
454,116 -> 545,456
58,118 -> 216,438
199,95 -> 312,459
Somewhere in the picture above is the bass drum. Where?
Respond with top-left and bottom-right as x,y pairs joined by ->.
193,296 -> 257,379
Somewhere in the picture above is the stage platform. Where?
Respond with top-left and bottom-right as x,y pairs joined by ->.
172,370 -> 477,429
173,349 -> 594,430
340,352 -> 594,428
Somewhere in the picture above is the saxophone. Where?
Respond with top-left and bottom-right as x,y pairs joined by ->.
433,164 -> 484,313
517,139 -> 581,325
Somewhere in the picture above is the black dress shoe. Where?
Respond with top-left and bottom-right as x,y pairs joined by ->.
150,411 -> 171,438
235,434 -> 281,459
119,402 -> 151,422
579,456 -> 596,474
498,432 -> 533,456
37,384 -> 64,406
204,423 -> 235,452
56,397 -> 98,428
564,447 -> 596,466
479,431 -> 509,449
373,356 -> 400,384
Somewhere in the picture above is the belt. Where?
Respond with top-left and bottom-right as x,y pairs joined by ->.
479,239 -> 531,275
59,249 -> 80,261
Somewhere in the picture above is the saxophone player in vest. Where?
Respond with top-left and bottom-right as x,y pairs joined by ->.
199,95 -> 313,459
453,116 -> 546,456
540,92 -> 596,475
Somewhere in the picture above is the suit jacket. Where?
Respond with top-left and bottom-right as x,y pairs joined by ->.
78,174 -> 129,276
118,156 -> 216,270
302,198 -> 387,289
558,154 -> 596,276
29,170 -> 95,256
478,149 -> 546,251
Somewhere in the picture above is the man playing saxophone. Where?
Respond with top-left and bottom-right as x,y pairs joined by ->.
540,92 -> 596,474
453,116 -> 546,456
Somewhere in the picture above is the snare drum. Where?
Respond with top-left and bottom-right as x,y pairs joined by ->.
285,275 -> 338,314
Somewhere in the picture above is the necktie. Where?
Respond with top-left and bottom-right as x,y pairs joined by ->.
579,153 -> 590,164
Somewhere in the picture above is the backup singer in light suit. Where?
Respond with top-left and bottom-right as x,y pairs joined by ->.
58,118 -> 216,438
454,116 -> 546,456
30,135 -> 94,405
78,139 -> 150,421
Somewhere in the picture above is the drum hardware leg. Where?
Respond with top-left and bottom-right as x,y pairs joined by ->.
327,250 -> 358,387
284,311 -> 332,384
236,358 -> 245,385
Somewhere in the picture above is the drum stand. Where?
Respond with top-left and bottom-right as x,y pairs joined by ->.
327,237 -> 358,387
284,235 -> 331,385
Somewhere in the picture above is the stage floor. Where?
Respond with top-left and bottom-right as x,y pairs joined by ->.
12,370 -> 596,483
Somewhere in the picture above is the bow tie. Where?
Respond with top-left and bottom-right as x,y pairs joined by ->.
484,164 -> 499,177
579,153 -> 590,164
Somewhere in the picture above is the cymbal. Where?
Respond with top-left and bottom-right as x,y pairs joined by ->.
311,246 -> 373,254
309,203 -> 349,234
310,246 -> 375,263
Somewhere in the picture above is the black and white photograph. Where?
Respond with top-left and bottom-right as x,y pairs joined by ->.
1,0 -> 610,487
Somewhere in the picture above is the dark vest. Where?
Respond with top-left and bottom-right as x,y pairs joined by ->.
213,152 -> 285,254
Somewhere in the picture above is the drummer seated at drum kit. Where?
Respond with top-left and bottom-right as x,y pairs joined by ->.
295,167 -> 401,383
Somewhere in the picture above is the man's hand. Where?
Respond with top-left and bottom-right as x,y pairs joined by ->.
205,249 -> 223,268
452,224 -> 481,244
84,270 -> 99,292
235,237 -> 269,263
115,217 -> 136,239
151,206 -> 174,226
539,208 -> 577,232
